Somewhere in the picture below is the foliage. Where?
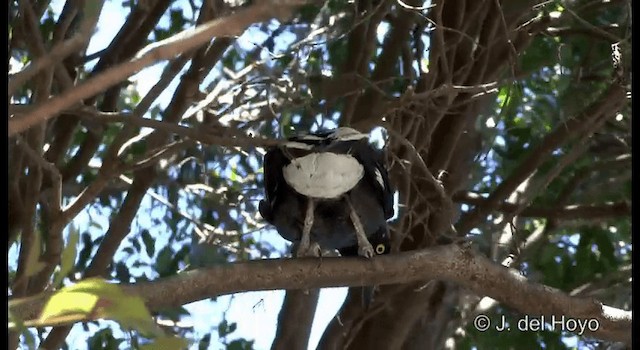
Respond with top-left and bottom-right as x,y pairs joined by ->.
8,0 -> 631,349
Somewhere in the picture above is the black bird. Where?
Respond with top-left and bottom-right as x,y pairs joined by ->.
259,127 -> 394,258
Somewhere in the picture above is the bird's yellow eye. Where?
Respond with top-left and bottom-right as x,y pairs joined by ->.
375,244 -> 386,254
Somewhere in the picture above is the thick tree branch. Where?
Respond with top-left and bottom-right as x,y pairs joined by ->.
271,289 -> 319,350
13,244 -> 631,344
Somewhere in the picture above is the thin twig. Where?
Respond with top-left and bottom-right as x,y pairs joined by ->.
8,0 -> 309,136
120,140 -> 196,173
116,174 -> 230,243
76,110 -> 281,148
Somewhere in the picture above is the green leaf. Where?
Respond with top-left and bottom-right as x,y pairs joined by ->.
279,112 -> 294,138
132,234 -> 142,252
52,227 -> 80,288
198,334 -> 212,350
107,294 -> 157,336
141,229 -> 156,258
87,327 -> 123,350
76,232 -> 94,270
231,164 -> 238,182
227,338 -> 254,350
115,261 -> 132,282
156,305 -> 190,321
156,246 -> 175,277
39,288 -> 100,325
39,278 -> 159,336
218,319 -> 229,337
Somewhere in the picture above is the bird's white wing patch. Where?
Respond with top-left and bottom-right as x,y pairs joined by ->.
330,127 -> 369,141
296,134 -> 325,141
283,153 -> 364,199
374,168 -> 385,189
284,141 -> 313,150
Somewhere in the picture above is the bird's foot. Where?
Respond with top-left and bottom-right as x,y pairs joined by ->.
358,241 -> 375,258
295,241 -> 322,258
344,195 -> 375,258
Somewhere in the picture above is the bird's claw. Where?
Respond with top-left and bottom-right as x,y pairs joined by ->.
296,241 -> 322,258
358,243 -> 375,258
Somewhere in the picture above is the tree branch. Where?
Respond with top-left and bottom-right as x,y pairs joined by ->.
7,6 -> 96,96
271,289 -> 319,350
73,109 -> 281,149
8,0 -> 309,136
455,82 -> 627,235
453,192 -> 631,221
13,244 -> 631,344
14,136 -> 62,214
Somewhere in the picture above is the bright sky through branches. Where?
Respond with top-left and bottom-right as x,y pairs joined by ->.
27,0 -> 351,348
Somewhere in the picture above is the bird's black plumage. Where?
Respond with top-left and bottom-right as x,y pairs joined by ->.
259,127 -> 394,258
337,226 -> 391,257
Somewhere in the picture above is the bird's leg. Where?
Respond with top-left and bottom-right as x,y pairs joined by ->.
345,196 -> 374,258
296,198 -> 321,257
299,198 -> 314,253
